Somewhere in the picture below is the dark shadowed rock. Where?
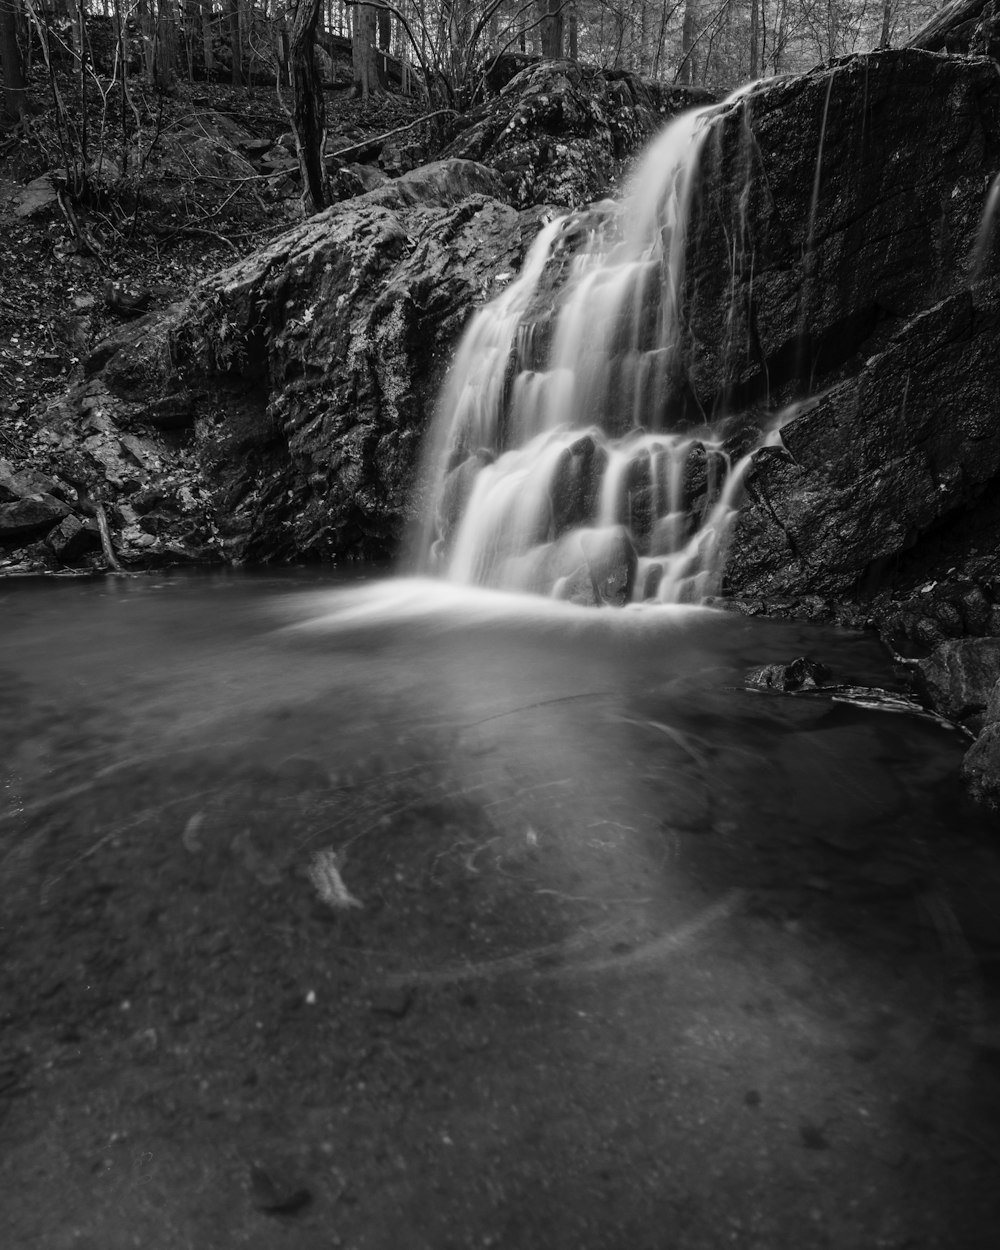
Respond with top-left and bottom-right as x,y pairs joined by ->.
0,459 -> 72,505
907,0 -> 1000,59
916,638 -> 1000,724
727,293 -> 1000,599
962,678 -> 1000,805
46,514 -> 101,561
143,392 -> 196,431
443,60 -> 714,209
747,657 -> 833,692
0,494 -> 69,539
79,158 -> 527,563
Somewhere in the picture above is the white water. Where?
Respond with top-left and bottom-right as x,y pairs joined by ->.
414,87 -> 777,607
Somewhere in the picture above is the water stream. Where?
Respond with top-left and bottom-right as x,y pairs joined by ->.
416,89 -> 770,606
3,571 -> 1000,1246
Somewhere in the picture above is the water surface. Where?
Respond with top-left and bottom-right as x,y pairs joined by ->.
2,571 -> 999,1249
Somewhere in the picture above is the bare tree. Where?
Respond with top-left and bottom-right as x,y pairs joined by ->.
539,0 -> 563,56
290,0 -> 328,210
351,2 -> 385,98
228,0 -> 243,84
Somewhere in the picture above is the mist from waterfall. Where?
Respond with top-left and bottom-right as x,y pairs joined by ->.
413,86 -> 771,606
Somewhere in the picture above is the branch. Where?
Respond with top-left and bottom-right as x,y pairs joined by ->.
328,108 -> 458,159
95,503 -> 124,573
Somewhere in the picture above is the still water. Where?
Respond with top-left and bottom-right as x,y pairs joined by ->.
2,570 -> 999,1249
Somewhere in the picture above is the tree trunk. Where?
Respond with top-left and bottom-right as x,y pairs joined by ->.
155,0 -> 179,87
539,0 -> 563,58
749,0 -> 760,78
568,2 -> 578,60
137,0 -> 156,83
772,0 -> 789,71
291,0 -> 327,212
228,0 -> 242,86
351,4 -> 383,100
200,0 -> 214,75
0,0 -> 28,122
679,0 -> 697,85
879,0 -> 893,46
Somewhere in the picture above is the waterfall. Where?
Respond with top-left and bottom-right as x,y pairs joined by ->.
413,86 -> 768,607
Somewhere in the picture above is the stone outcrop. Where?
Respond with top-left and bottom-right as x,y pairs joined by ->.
118,159 -> 528,563
916,638 -> 1000,727
442,59 -> 714,209
3,66 -> 704,573
683,49 -> 1000,623
907,0 -> 1000,60
963,677 -> 1000,804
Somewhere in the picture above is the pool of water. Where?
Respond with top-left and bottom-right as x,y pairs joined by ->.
2,569 -> 999,1249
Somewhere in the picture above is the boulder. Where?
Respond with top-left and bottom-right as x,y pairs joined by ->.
0,459 -> 68,504
747,657 -> 833,692
916,638 -> 1000,724
907,0 -> 1000,59
46,514 -> 101,562
0,494 -> 70,539
14,174 -> 60,219
962,677 -> 1000,806
85,159 -> 529,563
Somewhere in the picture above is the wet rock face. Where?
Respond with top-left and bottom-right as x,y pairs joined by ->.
443,60 -> 714,210
695,50 -> 1000,610
727,292 -> 1000,599
917,638 -> 1000,726
682,49 -> 1000,413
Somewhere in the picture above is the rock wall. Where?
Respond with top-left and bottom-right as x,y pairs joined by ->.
616,48 -> 1000,626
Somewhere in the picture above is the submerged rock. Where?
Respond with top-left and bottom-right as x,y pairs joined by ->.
579,527 -> 637,606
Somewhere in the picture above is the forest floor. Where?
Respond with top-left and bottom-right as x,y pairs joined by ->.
0,67 -> 428,463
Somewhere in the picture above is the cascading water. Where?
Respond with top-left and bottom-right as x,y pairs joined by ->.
414,86 -> 774,606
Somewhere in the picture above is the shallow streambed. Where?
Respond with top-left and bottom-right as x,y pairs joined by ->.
2,570 -> 999,1250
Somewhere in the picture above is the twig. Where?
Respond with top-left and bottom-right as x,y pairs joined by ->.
143,222 -> 240,252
